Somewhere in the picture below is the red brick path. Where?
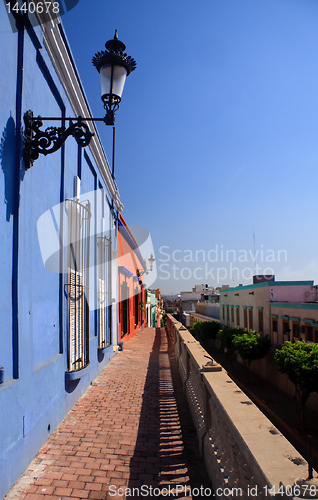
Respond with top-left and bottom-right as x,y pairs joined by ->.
5,328 -> 211,500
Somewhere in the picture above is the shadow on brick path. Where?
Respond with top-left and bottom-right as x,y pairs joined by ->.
126,328 -> 211,498
4,327 -> 211,500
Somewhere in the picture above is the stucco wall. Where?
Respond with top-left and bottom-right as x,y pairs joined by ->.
195,302 -> 220,320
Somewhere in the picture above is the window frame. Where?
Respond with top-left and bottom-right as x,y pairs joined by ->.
66,199 -> 91,373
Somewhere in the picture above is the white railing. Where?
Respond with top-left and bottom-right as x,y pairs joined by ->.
166,315 -> 314,499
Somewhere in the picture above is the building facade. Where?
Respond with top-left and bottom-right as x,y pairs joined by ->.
0,9 -> 138,497
117,215 -> 146,343
189,302 -> 220,327
145,289 -> 157,327
219,279 -> 318,344
180,284 -> 219,312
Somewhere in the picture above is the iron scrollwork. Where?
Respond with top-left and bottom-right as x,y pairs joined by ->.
23,110 -> 94,169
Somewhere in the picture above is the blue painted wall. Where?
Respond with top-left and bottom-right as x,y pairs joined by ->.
0,8 -> 119,498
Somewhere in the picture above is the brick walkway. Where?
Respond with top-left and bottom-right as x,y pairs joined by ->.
5,328 -> 211,500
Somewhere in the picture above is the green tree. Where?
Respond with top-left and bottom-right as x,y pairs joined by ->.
161,310 -> 166,327
216,327 -> 243,368
190,321 -> 220,340
274,341 -> 318,428
232,331 -> 271,380
217,326 -> 245,351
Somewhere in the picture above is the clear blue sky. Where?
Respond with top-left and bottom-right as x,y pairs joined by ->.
62,0 -> 318,295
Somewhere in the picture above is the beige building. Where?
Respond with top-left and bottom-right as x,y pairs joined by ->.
219,278 -> 318,344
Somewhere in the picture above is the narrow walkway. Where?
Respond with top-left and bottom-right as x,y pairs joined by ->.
5,328 -> 211,500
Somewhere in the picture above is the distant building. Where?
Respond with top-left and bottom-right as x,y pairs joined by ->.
180,284 -> 219,312
163,296 -> 179,312
189,302 -> 220,327
219,276 -> 318,344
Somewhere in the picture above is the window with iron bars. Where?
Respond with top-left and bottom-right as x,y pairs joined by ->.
66,199 -> 90,372
98,233 -> 112,348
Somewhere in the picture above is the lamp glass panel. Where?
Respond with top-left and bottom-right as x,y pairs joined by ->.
100,64 -> 127,98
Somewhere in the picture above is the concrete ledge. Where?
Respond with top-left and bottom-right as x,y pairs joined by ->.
65,362 -> 90,381
166,315 -> 315,498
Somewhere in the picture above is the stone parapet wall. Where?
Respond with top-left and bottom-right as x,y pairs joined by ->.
166,315 -> 312,499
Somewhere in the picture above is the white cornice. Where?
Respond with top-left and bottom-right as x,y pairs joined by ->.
35,14 -> 124,212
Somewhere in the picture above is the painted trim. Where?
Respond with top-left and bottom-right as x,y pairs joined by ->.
235,305 -> 240,308
77,145 -> 82,179
219,280 -> 313,293
65,362 -> 91,381
230,305 -> 234,308
118,266 -> 133,278
34,38 -> 67,357
303,319 -> 318,326
280,316 -> 290,320
12,24 -> 25,380
270,302 -> 318,310
247,306 -> 253,309
98,344 -> 113,353
257,307 -> 263,310
84,151 -> 98,187
290,317 -> 301,322
270,314 -> 278,319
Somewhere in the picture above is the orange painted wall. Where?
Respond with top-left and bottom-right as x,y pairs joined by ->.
118,215 -> 146,342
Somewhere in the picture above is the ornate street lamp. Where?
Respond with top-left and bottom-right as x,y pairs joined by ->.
92,30 -> 137,126
136,254 -> 156,277
148,253 -> 156,271
23,31 -> 136,169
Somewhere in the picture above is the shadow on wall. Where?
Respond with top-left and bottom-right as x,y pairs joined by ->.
0,115 -> 26,222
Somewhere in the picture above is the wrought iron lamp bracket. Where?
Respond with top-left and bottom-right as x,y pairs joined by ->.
97,235 -> 112,244
23,110 -> 95,169
136,268 -> 149,277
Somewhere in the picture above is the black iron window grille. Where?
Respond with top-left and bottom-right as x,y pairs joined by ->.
65,199 -> 91,372
98,234 -> 112,348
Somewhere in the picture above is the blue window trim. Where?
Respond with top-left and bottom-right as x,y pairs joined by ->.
303,319 -> 318,327
65,362 -> 91,381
